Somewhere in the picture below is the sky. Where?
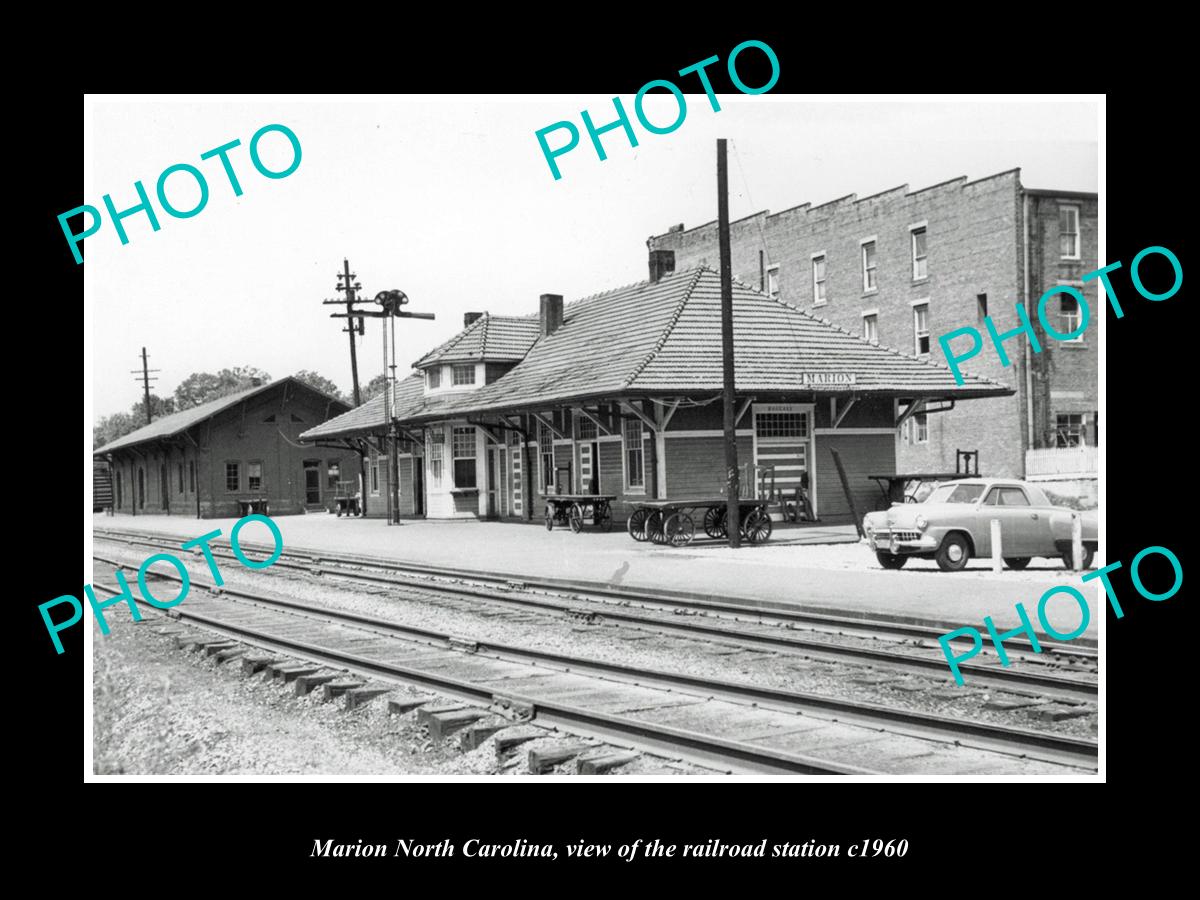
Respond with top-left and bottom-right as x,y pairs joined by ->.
85,96 -> 1099,423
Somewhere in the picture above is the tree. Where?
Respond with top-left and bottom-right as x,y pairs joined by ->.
93,394 -> 176,448
174,366 -> 272,410
293,370 -> 348,404
361,373 -> 389,403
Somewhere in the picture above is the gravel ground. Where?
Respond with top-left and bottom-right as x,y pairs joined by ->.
96,541 -> 1097,746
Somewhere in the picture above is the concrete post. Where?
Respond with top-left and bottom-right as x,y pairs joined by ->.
990,519 -> 1002,573
1072,513 -> 1084,570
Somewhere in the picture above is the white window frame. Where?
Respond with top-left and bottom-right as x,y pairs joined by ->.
426,367 -> 441,389
860,236 -> 878,293
861,309 -> 879,344
912,300 -> 930,357
451,363 -> 475,387
766,264 -> 780,299
451,426 -> 477,489
1059,204 -> 1081,260
622,418 -> 646,493
1057,281 -> 1086,343
538,421 -> 555,494
810,251 -> 827,306
427,429 -> 444,488
909,221 -> 928,281
1056,413 -> 1086,448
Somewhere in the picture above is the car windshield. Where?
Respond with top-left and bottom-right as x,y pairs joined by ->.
925,483 -> 986,504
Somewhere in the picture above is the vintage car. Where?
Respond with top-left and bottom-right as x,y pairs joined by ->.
862,478 -> 1098,572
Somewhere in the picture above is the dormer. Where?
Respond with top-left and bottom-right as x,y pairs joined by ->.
414,310 -> 541,397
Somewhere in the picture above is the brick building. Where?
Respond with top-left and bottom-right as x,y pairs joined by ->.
301,260 -> 1011,525
645,169 -> 1098,479
95,376 -> 353,518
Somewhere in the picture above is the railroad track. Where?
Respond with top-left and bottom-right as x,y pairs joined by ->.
91,549 -> 1098,775
93,528 -> 1098,703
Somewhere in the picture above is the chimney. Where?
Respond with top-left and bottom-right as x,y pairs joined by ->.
648,249 -> 675,283
464,311 -> 484,327
539,294 -> 563,337
668,223 -> 684,233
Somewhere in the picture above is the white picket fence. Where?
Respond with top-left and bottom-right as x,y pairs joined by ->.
1025,445 -> 1098,477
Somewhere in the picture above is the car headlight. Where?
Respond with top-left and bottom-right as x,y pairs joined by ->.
864,521 -> 874,535
915,514 -> 928,530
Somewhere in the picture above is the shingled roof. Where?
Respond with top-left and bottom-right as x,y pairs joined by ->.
95,376 -> 350,455
300,374 -> 427,442
413,313 -> 540,368
300,266 -> 1010,441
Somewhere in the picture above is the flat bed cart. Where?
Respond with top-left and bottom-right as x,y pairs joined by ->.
332,480 -> 362,517
544,494 -> 617,533
868,472 -> 963,509
627,498 -> 773,547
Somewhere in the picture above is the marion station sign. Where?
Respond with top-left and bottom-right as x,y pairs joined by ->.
800,373 -> 857,389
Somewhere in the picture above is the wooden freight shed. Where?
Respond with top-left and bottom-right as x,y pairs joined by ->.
94,376 -> 352,518
302,260 -> 1013,525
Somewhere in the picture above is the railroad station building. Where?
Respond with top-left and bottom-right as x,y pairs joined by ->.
95,376 -> 353,518
300,258 -> 1011,525
645,170 -> 1099,483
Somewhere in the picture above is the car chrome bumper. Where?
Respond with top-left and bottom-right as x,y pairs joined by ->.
867,531 -> 937,555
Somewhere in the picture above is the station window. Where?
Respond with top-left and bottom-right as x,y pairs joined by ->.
577,416 -> 597,441
451,364 -> 475,386
755,412 -> 808,438
911,227 -> 928,280
861,240 -> 877,292
538,421 -> 555,492
862,313 -> 878,344
177,463 -> 184,493
913,303 -> 930,356
189,460 -> 195,493
1056,414 -> 1086,448
766,265 -> 780,299
623,418 -> 645,490
428,430 -> 444,486
1060,295 -> 1084,342
247,461 -> 263,492
427,367 -> 441,389
326,460 -> 341,490
812,254 -> 827,305
904,413 -> 929,445
115,470 -> 123,507
369,453 -> 380,494
452,426 -> 477,489
225,462 -> 239,493
1059,205 -> 1080,259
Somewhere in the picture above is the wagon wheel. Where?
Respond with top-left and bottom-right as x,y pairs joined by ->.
741,508 -> 773,544
647,510 -> 668,544
627,508 -> 649,542
544,504 -> 555,531
569,502 -> 585,533
594,501 -> 614,532
665,512 -> 695,547
703,506 -> 727,539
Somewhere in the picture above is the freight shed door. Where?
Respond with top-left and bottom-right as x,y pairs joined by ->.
752,404 -> 811,499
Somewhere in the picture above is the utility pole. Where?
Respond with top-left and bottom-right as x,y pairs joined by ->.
130,347 -> 160,425
324,260 -> 368,512
717,139 -> 741,549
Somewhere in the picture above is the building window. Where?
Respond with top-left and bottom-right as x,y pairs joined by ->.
177,463 -> 184,493
115,470 -> 123,507
427,367 -> 441,389
538,421 -> 555,493
755,412 -> 808,439
428,430 -> 444,487
766,265 -> 780,299
369,453 -> 380,494
623,418 -> 645,489
326,460 -> 341,490
189,460 -> 196,493
577,416 -> 597,441
913,303 -> 930,356
861,240 -> 877,292
911,227 -> 928,280
225,462 -> 239,493
1056,414 -> 1086,447
862,313 -> 878,343
904,413 -> 929,445
1060,295 -> 1084,342
977,293 -> 988,320
247,461 -> 263,492
812,254 -> 826,305
451,364 -> 475,386
1059,205 -> 1080,259
452,426 -> 477,488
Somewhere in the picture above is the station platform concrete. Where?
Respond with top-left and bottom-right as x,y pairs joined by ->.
90,512 -> 1101,642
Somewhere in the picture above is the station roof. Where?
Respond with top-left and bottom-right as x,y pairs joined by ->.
413,313 -> 540,368
301,266 -> 1012,442
95,376 -> 350,456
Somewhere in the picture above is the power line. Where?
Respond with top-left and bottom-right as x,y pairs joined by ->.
129,347 -> 160,424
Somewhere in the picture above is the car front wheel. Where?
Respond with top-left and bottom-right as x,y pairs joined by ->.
935,533 -> 971,572
1004,557 -> 1031,570
876,551 -> 908,570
